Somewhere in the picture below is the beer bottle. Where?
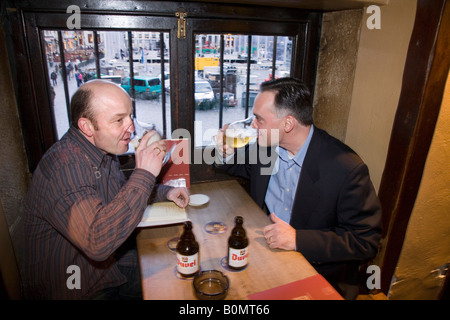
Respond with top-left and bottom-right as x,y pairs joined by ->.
176,221 -> 199,277
227,216 -> 249,270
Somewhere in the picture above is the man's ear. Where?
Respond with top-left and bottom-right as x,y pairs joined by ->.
283,115 -> 296,133
78,117 -> 95,137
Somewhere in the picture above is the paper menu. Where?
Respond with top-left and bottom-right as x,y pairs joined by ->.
137,201 -> 188,228
158,139 -> 190,188
248,274 -> 343,300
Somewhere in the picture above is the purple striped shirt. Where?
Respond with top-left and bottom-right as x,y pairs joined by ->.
23,126 -> 170,299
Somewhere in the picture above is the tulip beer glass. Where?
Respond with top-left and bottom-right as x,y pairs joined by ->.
130,117 -> 161,149
224,116 -> 256,149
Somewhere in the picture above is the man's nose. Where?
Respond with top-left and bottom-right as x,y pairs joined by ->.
127,118 -> 135,133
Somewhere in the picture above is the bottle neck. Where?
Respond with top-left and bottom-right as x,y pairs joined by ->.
232,227 -> 246,237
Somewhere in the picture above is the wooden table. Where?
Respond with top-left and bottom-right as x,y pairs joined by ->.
136,179 -> 318,300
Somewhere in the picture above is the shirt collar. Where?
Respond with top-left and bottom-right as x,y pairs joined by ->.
276,125 -> 314,167
67,126 -> 107,167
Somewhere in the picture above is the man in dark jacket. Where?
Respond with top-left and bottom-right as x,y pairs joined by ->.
215,77 -> 381,299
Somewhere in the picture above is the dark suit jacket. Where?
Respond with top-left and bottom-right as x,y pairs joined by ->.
218,127 -> 382,299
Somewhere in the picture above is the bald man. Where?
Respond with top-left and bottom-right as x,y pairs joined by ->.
23,80 -> 189,299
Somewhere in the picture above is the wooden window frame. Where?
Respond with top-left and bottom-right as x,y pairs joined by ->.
5,1 -> 321,183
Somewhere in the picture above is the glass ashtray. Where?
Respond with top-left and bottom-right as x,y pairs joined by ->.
193,270 -> 230,300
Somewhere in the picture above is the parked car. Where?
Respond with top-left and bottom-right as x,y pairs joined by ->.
195,80 -> 215,109
121,76 -> 161,99
83,72 -> 122,84
241,90 -> 258,108
158,72 -> 170,93
216,92 -> 237,107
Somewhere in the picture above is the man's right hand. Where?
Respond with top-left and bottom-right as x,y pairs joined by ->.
134,131 -> 166,177
215,124 -> 235,159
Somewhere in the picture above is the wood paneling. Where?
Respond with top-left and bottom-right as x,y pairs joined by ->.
378,0 -> 449,294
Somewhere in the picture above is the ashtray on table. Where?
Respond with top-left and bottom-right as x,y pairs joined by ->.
193,270 -> 229,300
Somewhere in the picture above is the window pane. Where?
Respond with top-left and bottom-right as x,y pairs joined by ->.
127,31 -> 171,149
273,36 -> 292,79
44,30 -> 86,138
44,30 -> 66,136
194,34 -> 293,147
43,30 -> 171,150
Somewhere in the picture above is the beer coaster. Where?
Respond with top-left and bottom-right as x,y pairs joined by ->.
220,256 -> 248,272
204,221 -> 227,234
166,237 -> 179,253
189,194 -> 210,206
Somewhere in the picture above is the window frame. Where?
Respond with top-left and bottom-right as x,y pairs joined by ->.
7,1 -> 321,183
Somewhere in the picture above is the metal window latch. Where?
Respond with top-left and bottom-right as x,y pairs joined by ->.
176,10 -> 187,39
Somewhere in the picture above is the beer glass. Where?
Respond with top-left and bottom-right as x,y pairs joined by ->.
223,116 -> 256,148
130,117 -> 160,149
130,117 -> 175,165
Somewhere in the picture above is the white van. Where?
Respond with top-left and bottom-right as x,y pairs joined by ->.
158,72 -> 170,92
194,80 -> 215,109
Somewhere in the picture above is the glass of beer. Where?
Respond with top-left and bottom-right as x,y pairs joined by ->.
224,116 -> 256,148
130,117 -> 161,149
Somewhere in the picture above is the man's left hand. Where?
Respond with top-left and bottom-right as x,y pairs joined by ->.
263,213 -> 296,250
166,187 -> 190,208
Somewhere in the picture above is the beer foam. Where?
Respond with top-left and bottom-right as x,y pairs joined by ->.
130,131 -> 161,148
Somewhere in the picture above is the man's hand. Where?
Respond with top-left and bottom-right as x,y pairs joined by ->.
166,187 -> 190,208
134,131 -> 166,177
263,213 -> 296,250
214,124 -> 235,159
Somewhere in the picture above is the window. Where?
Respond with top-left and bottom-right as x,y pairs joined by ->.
148,79 -> 161,86
193,33 -> 293,147
12,3 -> 320,181
42,30 -> 171,141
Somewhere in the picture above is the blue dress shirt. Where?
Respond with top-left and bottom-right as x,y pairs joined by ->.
265,125 -> 314,223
